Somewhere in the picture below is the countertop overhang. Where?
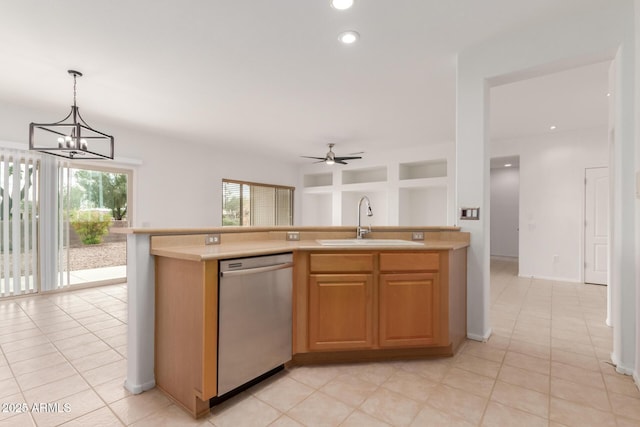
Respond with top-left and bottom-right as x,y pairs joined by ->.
113,225 -> 463,235
150,239 -> 470,262
135,226 -> 470,262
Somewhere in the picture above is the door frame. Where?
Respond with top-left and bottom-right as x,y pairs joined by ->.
583,166 -> 609,285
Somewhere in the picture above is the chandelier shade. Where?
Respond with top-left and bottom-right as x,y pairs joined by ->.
29,70 -> 114,160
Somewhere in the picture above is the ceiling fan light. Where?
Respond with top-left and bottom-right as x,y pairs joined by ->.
325,158 -> 335,165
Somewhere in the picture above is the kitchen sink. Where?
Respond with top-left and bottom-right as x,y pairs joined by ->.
316,239 -> 424,246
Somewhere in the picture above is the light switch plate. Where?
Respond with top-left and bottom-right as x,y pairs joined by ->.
460,207 -> 480,220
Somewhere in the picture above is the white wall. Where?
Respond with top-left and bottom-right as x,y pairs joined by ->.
399,187 -> 448,226
457,0 -> 636,363
490,166 -> 519,258
0,100 -> 300,228
634,0 -> 640,388
492,128 -> 608,281
298,142 -> 455,226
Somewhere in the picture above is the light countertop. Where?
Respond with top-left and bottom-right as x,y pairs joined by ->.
150,239 -> 470,262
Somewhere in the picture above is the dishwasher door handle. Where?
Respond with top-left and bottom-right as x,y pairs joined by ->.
220,262 -> 294,278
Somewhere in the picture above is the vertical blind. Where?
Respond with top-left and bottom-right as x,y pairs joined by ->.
0,150 -> 39,297
57,162 -> 71,289
222,180 -> 293,226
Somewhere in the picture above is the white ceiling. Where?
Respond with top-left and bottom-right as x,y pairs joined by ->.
490,60 -> 610,141
0,1 -> 612,163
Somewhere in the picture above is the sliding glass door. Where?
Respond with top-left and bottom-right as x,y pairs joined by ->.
57,165 -> 130,287
0,146 -> 133,297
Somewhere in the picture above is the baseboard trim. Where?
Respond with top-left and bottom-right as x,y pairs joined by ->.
609,351 -> 635,376
467,328 -> 492,342
517,274 -> 582,283
616,364 -> 635,376
124,379 -> 156,395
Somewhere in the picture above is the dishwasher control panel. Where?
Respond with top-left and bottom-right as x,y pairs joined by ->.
219,253 -> 293,274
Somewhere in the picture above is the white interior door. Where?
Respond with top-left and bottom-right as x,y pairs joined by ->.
584,167 -> 608,285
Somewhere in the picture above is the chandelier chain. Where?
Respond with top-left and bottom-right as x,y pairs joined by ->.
73,73 -> 77,108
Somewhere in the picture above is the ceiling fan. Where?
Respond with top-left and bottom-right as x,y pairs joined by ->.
302,143 -> 362,165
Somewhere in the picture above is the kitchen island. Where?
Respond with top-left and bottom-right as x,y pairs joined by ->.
115,226 -> 469,417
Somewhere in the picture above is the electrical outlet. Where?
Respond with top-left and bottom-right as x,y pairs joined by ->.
205,234 -> 221,245
286,231 -> 300,241
411,231 -> 424,241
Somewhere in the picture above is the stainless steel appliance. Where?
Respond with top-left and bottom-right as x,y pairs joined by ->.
217,253 -> 293,397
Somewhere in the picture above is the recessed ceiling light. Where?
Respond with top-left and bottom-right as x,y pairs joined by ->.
606,92 -> 611,97
331,0 -> 354,10
504,163 -> 512,168
338,30 -> 359,44
549,125 -> 557,131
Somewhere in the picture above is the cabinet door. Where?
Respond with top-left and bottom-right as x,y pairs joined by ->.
379,272 -> 440,347
308,274 -> 373,351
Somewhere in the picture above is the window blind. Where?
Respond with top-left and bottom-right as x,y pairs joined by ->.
222,180 -> 293,226
0,150 -> 39,297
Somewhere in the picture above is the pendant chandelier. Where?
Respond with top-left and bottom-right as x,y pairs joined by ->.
29,70 -> 114,160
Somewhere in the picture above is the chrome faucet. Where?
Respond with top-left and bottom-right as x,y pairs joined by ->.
357,196 -> 373,239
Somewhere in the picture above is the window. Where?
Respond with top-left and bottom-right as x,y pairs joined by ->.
222,179 -> 293,226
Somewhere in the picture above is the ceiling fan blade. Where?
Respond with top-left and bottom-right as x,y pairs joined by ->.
302,143 -> 363,165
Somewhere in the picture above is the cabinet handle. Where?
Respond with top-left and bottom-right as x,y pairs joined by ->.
220,262 -> 294,278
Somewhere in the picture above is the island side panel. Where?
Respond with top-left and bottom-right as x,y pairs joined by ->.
201,260 -> 218,400
438,250 -> 450,347
293,251 -> 309,354
155,256 -> 210,417
448,247 -> 468,352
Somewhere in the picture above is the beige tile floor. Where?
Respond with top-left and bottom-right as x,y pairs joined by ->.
0,258 -> 639,426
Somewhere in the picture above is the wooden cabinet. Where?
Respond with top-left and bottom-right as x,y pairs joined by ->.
298,250 -> 463,359
379,272 -> 440,347
308,274 -> 373,350
379,252 -> 439,272
309,253 -> 374,273
307,253 -> 374,351
378,252 -> 444,347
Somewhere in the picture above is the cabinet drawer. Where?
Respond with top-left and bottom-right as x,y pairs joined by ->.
380,252 -> 439,272
310,253 -> 374,273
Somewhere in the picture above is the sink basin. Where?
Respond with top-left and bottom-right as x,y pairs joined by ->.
317,239 -> 424,246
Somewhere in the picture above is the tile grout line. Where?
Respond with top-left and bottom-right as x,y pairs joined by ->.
0,301 -> 38,426
578,282 -> 618,421
45,292 -> 132,426
13,290 -> 129,426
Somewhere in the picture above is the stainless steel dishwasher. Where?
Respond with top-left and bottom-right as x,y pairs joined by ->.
217,253 -> 293,397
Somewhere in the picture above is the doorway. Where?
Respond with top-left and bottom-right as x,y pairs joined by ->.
584,167 -> 609,285
490,156 -> 520,261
